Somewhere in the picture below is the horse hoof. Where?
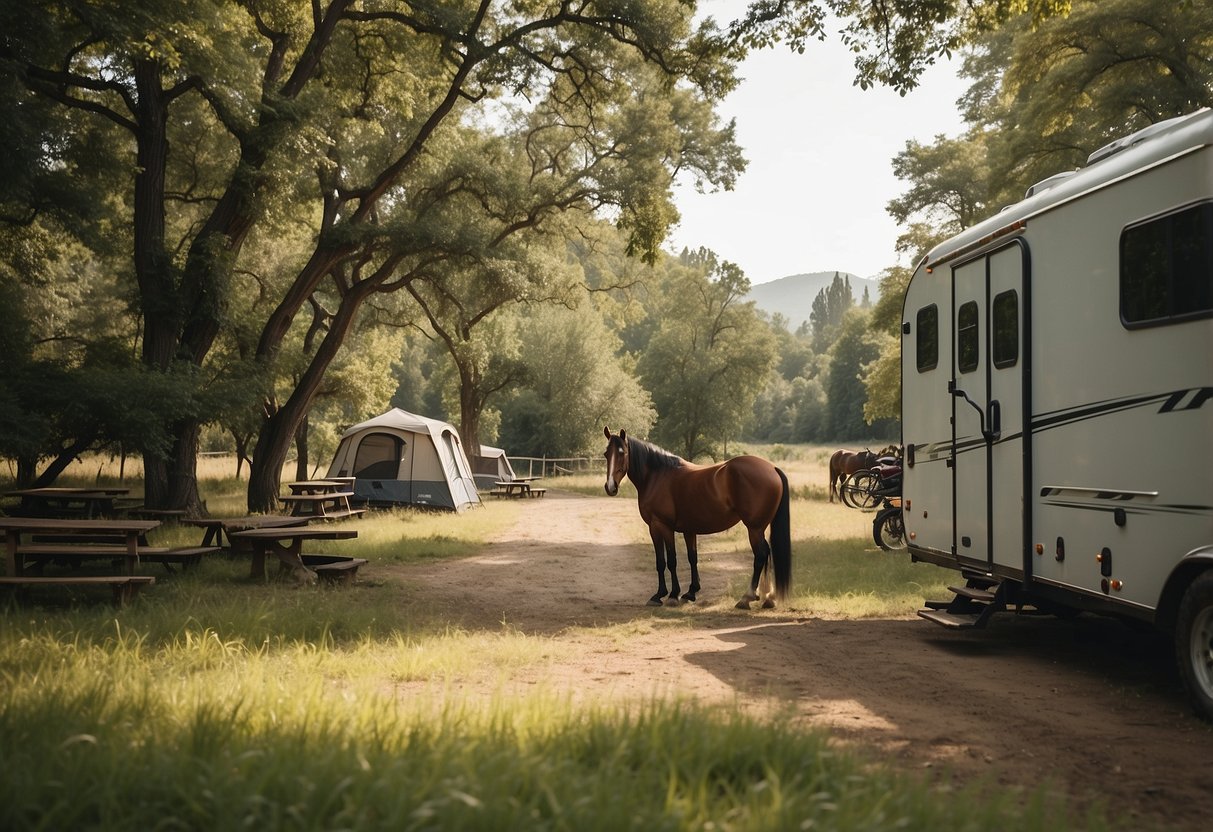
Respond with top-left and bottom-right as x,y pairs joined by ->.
735,599 -> 752,610
761,598 -> 776,609
664,596 -> 681,607
646,597 -> 664,607
680,593 -> 696,603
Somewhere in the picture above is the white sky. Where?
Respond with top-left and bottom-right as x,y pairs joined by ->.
668,3 -> 970,285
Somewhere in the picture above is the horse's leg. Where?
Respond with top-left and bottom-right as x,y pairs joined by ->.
680,533 -> 700,602
758,544 -> 775,609
647,525 -> 675,606
663,525 -> 682,605
737,527 -> 772,610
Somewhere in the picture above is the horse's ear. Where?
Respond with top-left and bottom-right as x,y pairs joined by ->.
620,429 -> 627,442
604,425 -> 612,439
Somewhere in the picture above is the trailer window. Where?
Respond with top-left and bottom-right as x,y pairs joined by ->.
1121,202 -> 1213,327
957,301 -> 979,373
915,305 -> 938,372
992,290 -> 1019,368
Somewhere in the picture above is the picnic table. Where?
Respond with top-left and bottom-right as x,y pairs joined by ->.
180,514 -> 309,550
4,487 -> 131,519
491,476 -> 546,498
0,516 -> 177,605
0,516 -> 219,579
230,526 -> 362,582
280,480 -> 366,520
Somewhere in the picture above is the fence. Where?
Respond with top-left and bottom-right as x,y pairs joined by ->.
510,456 -> 594,478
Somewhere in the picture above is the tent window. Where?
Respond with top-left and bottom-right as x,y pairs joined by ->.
353,433 -> 404,479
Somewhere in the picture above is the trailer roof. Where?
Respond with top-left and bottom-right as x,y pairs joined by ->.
923,108 -> 1213,270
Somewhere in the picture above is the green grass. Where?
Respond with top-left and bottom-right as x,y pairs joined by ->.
0,631 -> 1106,831
0,453 -> 1112,831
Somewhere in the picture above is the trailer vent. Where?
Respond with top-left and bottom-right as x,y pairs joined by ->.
1086,112 -> 1192,164
1024,170 -> 1077,198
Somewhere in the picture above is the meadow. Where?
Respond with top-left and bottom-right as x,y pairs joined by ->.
0,447 -> 1117,830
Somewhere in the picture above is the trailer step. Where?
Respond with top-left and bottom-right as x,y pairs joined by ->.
960,569 -> 999,589
948,585 -> 997,603
919,577 -> 1008,630
917,609 -> 986,629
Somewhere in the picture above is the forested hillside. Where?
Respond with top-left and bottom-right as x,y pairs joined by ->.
746,271 -> 879,332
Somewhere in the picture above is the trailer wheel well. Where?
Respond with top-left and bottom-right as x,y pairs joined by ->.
1157,553 -> 1213,635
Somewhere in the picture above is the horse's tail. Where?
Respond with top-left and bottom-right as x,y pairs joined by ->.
771,467 -> 792,599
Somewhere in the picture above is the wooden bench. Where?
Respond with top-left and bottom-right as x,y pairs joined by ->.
131,508 -> 188,522
527,488 -> 547,498
0,575 -> 155,606
294,554 -> 369,585
24,534 -> 219,573
16,543 -> 218,573
138,546 -> 220,572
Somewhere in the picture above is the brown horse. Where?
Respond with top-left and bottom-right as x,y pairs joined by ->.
828,448 -> 878,502
603,427 -> 791,609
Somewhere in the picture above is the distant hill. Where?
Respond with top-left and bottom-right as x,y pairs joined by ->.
746,271 -> 881,332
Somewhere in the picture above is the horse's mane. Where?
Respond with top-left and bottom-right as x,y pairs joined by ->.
627,436 -> 684,481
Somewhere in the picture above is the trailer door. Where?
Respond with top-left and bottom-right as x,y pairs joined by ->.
951,242 -> 1028,574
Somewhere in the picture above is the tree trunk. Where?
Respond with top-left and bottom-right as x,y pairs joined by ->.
232,431 -> 250,478
15,456 -> 36,488
30,435 -> 95,487
165,421 -> 204,513
247,279 -> 377,512
458,362 -> 482,468
130,60 -> 179,507
294,413 -> 310,482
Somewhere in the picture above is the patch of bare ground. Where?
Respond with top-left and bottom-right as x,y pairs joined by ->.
397,490 -> 1212,830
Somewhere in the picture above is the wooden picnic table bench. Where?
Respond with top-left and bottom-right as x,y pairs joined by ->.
279,490 -> 366,520
297,554 -> 370,585
0,575 -> 155,606
0,517 -> 167,605
230,526 -> 360,582
2,517 -> 160,577
180,515 -> 310,550
491,477 -> 545,498
4,487 -> 131,519
19,531 -> 217,573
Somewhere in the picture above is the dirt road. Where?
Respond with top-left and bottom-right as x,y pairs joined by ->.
405,491 -> 1212,829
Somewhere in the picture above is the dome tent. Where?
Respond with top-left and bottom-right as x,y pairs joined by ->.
473,444 -> 518,491
326,408 -> 481,511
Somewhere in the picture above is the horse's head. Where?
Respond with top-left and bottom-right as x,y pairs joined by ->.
603,426 -> 630,496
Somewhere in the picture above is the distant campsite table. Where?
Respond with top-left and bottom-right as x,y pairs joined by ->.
180,514 -> 310,550
492,477 -> 545,498
4,487 -> 131,519
280,481 -> 365,519
230,526 -> 360,582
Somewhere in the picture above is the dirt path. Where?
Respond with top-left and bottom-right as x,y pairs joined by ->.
404,491 -> 1212,829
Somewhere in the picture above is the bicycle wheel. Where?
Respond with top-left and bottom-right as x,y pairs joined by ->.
841,471 -> 880,510
873,505 -> 906,550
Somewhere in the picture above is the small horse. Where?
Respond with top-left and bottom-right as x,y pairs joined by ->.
603,427 -> 792,609
828,448 -> 878,502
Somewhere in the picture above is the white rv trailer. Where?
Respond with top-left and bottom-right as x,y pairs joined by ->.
900,108 -> 1213,718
